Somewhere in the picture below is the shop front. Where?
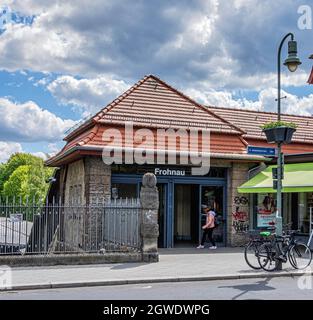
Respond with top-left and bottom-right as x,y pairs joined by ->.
238,163 -> 313,239
111,164 -> 227,248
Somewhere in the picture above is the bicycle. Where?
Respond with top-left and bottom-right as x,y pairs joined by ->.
257,230 -> 312,271
244,229 -> 273,270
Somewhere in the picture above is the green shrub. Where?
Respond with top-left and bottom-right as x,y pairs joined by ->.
261,121 -> 297,130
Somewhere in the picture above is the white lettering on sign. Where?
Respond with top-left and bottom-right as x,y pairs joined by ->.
154,168 -> 185,176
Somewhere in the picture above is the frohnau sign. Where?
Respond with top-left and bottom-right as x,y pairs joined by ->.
154,168 -> 185,176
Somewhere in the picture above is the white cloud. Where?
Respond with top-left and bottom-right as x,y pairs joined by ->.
47,143 -> 59,153
0,0 -> 309,93
0,142 -> 54,163
47,75 -> 129,116
0,141 -> 23,163
31,151 -> 48,160
0,98 -> 76,142
186,87 -> 313,116
259,88 -> 313,115
186,88 -> 261,110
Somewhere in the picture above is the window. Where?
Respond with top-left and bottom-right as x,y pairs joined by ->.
111,183 -> 138,199
255,193 -> 277,228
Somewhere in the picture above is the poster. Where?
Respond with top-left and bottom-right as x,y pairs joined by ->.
257,194 -> 276,228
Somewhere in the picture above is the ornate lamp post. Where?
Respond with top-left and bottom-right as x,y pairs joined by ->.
276,33 -> 301,237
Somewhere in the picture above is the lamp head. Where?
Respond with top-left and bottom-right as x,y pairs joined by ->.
283,40 -> 302,72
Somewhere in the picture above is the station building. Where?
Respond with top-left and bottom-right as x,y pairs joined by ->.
46,75 -> 313,247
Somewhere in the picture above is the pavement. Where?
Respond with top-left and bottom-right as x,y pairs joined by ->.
0,247 -> 312,292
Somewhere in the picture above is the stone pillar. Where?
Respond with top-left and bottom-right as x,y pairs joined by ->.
84,156 -> 111,204
227,162 -> 251,246
140,173 -> 159,262
84,156 -> 111,251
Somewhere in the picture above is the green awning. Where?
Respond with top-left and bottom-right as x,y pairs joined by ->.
238,162 -> 313,193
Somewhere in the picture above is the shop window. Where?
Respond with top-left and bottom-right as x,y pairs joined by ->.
111,183 -> 138,199
299,193 -> 312,234
255,193 -> 277,228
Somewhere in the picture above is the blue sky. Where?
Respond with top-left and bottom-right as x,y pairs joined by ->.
0,0 -> 312,162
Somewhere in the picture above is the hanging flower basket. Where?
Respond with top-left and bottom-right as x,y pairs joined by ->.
261,121 -> 297,144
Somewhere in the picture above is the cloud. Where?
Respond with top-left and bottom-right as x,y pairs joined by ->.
47,75 -> 129,115
0,98 -> 76,142
31,151 -> 48,160
0,0 -> 309,93
186,87 -> 313,116
0,141 -> 22,163
186,88 -> 261,110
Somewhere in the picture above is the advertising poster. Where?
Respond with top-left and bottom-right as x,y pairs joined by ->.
257,194 -> 276,228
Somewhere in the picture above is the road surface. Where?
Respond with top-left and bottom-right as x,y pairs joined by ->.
0,276 -> 312,300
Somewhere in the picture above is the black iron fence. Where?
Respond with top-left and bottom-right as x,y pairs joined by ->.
0,197 -> 141,255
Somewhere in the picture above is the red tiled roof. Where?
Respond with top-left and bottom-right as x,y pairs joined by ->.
209,106 -> 313,144
65,75 -> 244,142
47,75 -> 313,167
47,75 -> 249,166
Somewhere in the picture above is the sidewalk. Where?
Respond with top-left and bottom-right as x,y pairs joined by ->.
1,247 -> 311,291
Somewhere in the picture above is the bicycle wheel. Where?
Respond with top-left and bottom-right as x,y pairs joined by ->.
257,243 -> 278,272
244,241 -> 262,270
288,243 -> 312,269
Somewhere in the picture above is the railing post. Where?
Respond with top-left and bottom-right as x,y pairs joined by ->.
140,173 -> 159,262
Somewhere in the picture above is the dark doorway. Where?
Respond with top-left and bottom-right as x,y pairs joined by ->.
173,184 -> 199,246
157,183 -> 167,248
200,186 -> 225,245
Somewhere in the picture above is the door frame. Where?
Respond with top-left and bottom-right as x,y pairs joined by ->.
111,174 -> 227,248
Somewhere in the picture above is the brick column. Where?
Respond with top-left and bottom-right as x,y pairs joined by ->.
140,173 -> 159,262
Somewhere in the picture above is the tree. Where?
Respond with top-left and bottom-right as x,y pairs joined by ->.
3,165 -> 30,200
1,153 -> 55,203
0,153 -> 43,193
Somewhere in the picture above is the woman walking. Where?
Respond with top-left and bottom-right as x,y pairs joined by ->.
197,207 -> 217,250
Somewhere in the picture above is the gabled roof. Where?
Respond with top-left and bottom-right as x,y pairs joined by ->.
209,106 -> 313,144
65,74 -> 244,141
47,75 -> 250,166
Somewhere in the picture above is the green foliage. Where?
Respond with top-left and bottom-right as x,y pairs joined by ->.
261,121 -> 297,130
0,153 -> 43,191
0,153 -> 55,203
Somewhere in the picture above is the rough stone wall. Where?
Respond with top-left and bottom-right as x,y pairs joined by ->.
140,173 -> 159,262
84,156 -> 111,204
84,157 -> 111,251
63,160 -> 86,251
61,157 -> 112,252
64,160 -> 86,205
227,162 -> 252,246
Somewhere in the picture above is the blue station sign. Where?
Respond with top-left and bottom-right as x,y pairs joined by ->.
247,145 -> 277,157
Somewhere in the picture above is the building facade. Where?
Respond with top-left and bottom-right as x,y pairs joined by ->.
46,75 -> 313,247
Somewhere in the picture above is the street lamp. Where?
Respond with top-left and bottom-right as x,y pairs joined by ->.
276,33 -> 301,239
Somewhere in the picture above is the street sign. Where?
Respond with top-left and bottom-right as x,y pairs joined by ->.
247,146 -> 277,157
